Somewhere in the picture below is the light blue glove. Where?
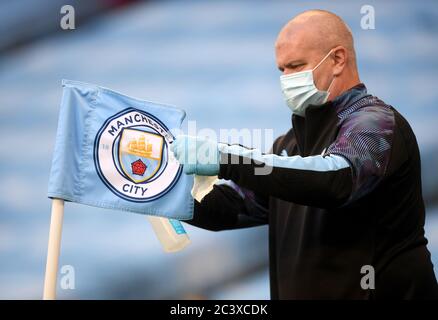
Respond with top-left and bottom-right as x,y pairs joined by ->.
170,135 -> 220,176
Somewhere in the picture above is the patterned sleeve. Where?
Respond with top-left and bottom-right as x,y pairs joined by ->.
325,104 -> 395,203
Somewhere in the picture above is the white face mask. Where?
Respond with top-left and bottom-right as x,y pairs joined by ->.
280,50 -> 335,117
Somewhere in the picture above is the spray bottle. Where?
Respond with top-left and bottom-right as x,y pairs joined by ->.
147,216 -> 191,253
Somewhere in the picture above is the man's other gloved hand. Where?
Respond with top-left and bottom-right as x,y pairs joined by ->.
170,135 -> 220,176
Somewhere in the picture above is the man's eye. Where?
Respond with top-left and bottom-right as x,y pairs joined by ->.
279,63 -> 305,72
291,64 -> 304,69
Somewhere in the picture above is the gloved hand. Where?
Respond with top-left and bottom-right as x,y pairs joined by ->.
170,135 -> 220,176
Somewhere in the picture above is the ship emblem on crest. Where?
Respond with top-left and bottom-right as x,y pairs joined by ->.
119,129 -> 164,183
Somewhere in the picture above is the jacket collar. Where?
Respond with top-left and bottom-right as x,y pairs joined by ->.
332,83 -> 369,115
290,83 -> 370,156
292,83 -> 370,123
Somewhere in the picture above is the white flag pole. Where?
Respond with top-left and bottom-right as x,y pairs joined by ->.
43,198 -> 65,300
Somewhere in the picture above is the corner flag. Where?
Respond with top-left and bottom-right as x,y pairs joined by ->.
47,80 -> 194,220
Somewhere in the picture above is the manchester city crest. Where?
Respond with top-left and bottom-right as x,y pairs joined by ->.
94,108 -> 182,202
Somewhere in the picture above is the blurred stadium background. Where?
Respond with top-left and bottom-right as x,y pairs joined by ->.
0,0 -> 437,299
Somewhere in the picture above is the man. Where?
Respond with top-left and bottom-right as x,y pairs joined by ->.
171,10 -> 438,299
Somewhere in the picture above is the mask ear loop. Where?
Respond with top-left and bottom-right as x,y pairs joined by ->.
312,49 -> 334,71
313,49 -> 336,93
326,75 -> 336,93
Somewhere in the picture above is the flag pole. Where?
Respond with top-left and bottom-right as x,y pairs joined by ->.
43,198 -> 65,300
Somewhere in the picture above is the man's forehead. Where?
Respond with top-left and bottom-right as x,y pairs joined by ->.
275,10 -> 354,63
275,26 -> 319,61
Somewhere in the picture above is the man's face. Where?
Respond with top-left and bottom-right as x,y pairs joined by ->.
275,26 -> 334,92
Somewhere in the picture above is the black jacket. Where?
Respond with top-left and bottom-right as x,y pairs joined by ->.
187,84 -> 438,299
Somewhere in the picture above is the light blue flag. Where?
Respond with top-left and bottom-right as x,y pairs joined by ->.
48,80 -> 194,220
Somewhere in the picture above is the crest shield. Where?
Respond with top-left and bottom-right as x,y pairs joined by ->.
118,128 -> 164,183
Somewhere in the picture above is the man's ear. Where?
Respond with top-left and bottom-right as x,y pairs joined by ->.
332,46 -> 347,76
